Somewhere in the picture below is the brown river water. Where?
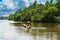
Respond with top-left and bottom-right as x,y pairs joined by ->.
0,20 -> 60,40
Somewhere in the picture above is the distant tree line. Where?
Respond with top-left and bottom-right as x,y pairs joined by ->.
0,16 -> 8,19
8,0 -> 60,23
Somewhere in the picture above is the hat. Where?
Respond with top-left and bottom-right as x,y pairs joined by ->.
27,21 -> 30,23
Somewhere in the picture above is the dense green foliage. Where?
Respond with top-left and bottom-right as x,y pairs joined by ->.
8,0 -> 60,23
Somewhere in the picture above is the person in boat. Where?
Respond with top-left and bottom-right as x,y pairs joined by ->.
27,21 -> 31,29
23,21 -> 31,29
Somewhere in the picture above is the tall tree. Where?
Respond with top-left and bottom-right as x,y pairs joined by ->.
56,0 -> 60,15
32,0 -> 37,8
50,0 -> 53,4
45,1 -> 49,9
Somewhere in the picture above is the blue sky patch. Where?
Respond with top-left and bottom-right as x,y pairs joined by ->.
0,0 -> 2,2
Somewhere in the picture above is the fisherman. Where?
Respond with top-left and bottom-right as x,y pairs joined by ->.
23,21 -> 31,29
26,21 -> 31,29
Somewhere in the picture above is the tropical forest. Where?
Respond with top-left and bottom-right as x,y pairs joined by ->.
8,0 -> 60,23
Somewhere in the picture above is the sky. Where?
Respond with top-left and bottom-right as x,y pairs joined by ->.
0,0 -> 56,16
0,0 -> 2,2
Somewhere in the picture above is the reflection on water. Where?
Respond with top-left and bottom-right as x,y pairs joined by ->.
0,20 -> 60,40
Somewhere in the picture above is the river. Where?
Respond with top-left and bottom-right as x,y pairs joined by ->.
0,20 -> 60,40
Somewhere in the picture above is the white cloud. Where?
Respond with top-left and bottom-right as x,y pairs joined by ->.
41,1 -> 45,4
23,0 -> 30,7
23,0 -> 37,7
0,2 -> 2,4
29,0 -> 35,4
0,5 -> 3,8
37,0 -> 46,4
0,0 -> 46,10
23,0 -> 46,7
2,0 -> 17,10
